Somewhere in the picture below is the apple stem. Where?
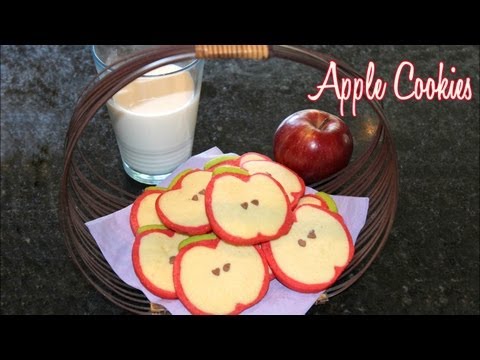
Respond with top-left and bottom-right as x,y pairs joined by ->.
318,118 -> 330,130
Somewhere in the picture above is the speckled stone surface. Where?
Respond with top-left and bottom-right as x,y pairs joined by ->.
1,45 -> 478,315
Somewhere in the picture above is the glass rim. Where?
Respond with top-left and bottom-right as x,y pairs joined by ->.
91,45 -> 201,77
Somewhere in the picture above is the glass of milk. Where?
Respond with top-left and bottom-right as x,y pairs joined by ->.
91,45 -> 204,184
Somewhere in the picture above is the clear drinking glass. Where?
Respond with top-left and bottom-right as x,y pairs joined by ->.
92,45 -> 204,184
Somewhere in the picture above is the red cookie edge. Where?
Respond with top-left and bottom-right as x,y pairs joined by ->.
173,239 -> 270,315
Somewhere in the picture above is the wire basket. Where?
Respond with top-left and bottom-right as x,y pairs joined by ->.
59,45 -> 399,314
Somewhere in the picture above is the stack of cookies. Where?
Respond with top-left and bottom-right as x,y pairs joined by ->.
129,153 -> 353,315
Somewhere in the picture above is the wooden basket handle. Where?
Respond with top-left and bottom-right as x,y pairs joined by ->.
195,45 -> 269,60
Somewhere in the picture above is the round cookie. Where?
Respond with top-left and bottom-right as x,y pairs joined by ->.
174,238 -> 269,315
205,172 -> 294,245
132,227 -> 188,299
156,169 -> 213,235
130,187 -> 166,234
263,204 -> 353,293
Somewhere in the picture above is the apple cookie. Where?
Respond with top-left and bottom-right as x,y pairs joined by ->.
241,160 -> 305,208
130,187 -> 166,234
205,172 -> 294,245
263,204 -> 353,293
174,238 -> 269,315
156,169 -> 212,235
132,226 -> 188,299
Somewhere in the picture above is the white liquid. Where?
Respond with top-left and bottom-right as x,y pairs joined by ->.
107,64 -> 199,175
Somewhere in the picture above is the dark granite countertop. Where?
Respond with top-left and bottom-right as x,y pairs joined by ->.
1,45 -> 478,315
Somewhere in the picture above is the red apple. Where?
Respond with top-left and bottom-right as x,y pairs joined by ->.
273,109 -> 353,184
